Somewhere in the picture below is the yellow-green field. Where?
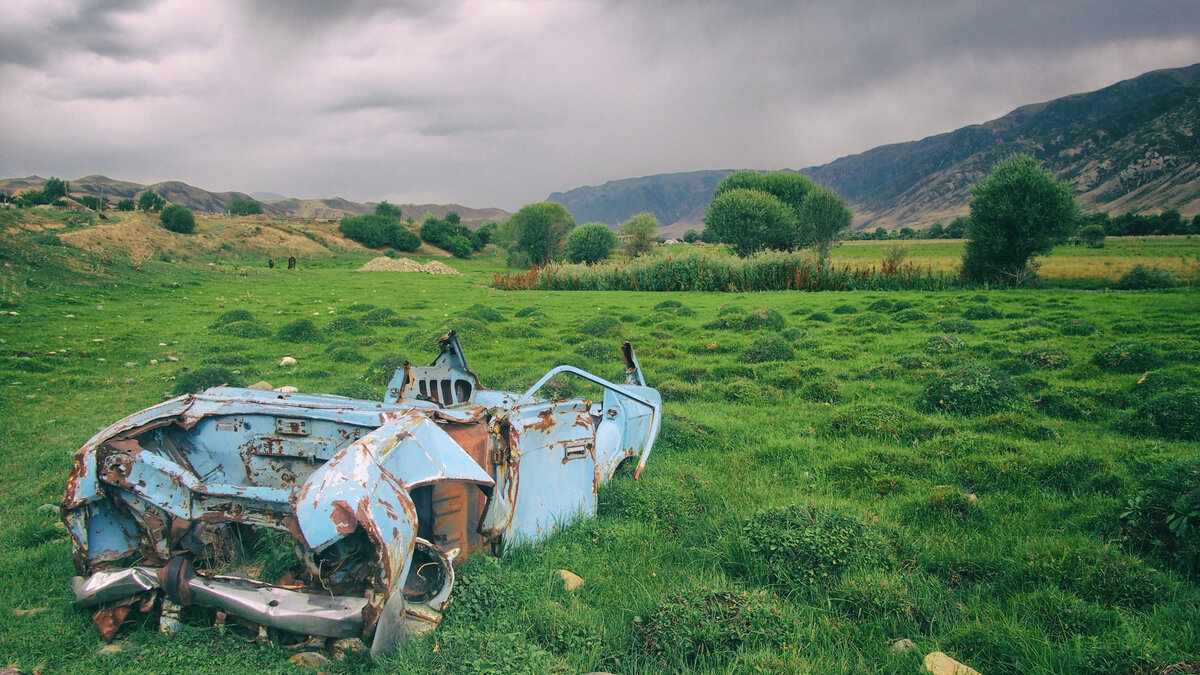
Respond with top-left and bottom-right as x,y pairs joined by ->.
831,237 -> 1200,282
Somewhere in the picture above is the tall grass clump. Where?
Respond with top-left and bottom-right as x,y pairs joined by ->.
493,251 -> 959,292
1119,456 -> 1200,579
729,504 -> 894,594
1116,264 -> 1177,290
1091,342 -> 1161,373
924,361 -> 1021,415
636,587 -> 791,668
171,366 -> 245,395
276,318 -> 320,342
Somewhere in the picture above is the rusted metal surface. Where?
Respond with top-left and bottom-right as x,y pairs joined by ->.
62,331 -> 660,656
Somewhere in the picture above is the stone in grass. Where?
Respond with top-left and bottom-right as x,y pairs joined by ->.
279,356 -> 297,367
248,381 -> 273,391
924,652 -> 981,675
890,638 -> 917,653
558,569 -> 585,591
37,503 -> 61,515
274,386 -> 299,394
289,652 -> 332,670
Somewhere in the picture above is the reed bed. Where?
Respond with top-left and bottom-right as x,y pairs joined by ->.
493,251 -> 960,292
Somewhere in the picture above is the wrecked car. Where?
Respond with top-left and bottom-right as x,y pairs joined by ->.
63,331 -> 660,656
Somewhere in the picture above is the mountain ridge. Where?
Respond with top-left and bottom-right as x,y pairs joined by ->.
550,63 -> 1200,234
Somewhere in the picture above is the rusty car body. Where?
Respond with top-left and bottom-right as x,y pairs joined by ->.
63,331 -> 660,655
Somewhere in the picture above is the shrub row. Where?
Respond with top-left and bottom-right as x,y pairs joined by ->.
494,251 -> 959,292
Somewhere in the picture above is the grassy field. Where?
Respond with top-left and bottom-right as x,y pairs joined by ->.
0,228 -> 1198,673
831,237 -> 1200,283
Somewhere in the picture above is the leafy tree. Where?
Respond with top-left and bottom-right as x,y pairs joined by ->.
925,222 -> 944,239
391,227 -> 421,252
873,227 -> 888,240
228,197 -> 262,216
447,234 -> 473,259
796,186 -> 853,259
620,212 -> 659,258
1191,214 -> 1200,235
565,222 -> 618,264
713,170 -> 815,216
473,221 -> 497,251
116,198 -> 135,211
1159,208 -> 1183,235
961,154 -> 1078,284
1077,223 -> 1106,248
496,202 -> 575,267
445,211 -> 461,226
79,195 -> 109,211
160,204 -> 196,234
682,229 -> 699,243
944,217 -> 969,239
137,189 -> 165,212
898,227 -> 917,240
340,214 -> 403,248
374,201 -> 402,220
703,188 -> 798,257
42,177 -> 68,200
420,215 -> 456,249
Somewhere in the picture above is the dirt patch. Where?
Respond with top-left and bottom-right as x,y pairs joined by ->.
357,257 -> 462,275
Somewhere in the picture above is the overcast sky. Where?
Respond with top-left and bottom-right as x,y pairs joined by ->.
2,1 -> 1199,210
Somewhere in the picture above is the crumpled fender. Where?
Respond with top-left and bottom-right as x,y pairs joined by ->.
293,410 -> 494,654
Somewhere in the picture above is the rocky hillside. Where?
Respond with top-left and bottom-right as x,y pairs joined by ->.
0,176 -> 509,229
549,63 -> 1200,233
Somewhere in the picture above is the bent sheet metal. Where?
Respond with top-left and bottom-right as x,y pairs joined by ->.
63,331 -> 660,656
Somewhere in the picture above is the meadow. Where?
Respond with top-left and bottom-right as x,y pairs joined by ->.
0,233 -> 1198,673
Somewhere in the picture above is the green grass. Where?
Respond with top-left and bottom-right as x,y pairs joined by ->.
1,249 -> 1198,673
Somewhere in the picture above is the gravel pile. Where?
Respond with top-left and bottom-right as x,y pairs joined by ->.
357,257 -> 461,275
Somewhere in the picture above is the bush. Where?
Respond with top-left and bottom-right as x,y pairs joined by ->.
807,311 -> 832,323
172,366 -> 245,395
1115,264 -> 1176,290
924,361 -> 1021,415
211,309 -> 254,327
742,337 -> 795,363
276,318 -> 321,343
159,204 -> 196,234
732,504 -> 894,592
832,304 -> 858,314
962,304 -> 1002,320
391,227 -> 421,252
636,587 -> 789,666
892,308 -> 928,323
740,308 -> 784,331
1119,456 -> 1200,579
1091,342 -> 1161,373
329,347 -> 365,363
564,222 -> 618,264
867,299 -> 894,312
339,214 -> 409,249
32,233 -> 64,246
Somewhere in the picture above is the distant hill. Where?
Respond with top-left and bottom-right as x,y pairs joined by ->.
549,63 -> 1200,234
0,176 -> 510,229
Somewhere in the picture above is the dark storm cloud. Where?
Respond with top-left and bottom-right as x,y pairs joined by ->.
2,1 -> 1199,208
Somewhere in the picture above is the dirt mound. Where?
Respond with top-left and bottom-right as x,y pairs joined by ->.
357,257 -> 462,275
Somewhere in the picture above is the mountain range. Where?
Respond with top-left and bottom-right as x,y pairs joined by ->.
4,63 -> 1198,235
0,175 -> 509,230
549,63 -> 1200,235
